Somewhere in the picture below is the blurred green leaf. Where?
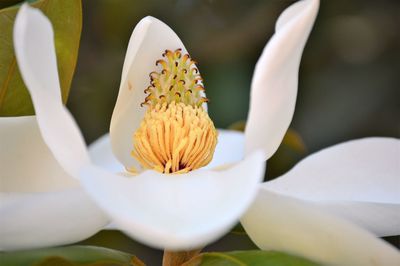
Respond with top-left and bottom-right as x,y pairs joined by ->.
0,0 -> 81,116
186,250 -> 320,266
0,1 -> 22,9
0,245 -> 145,266
227,120 -> 246,132
77,230 -> 164,265
226,121 -> 307,155
225,120 -> 308,180
266,128 -> 308,180
281,129 -> 307,154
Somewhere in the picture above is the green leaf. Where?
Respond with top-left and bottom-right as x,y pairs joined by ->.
0,1 -> 23,10
266,128 -> 308,180
186,250 -> 320,266
0,0 -> 82,116
0,245 -> 145,266
227,120 -> 246,132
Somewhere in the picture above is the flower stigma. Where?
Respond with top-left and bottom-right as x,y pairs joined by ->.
131,49 -> 218,174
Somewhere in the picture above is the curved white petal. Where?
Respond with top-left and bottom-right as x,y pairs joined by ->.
316,201 -> 400,237
110,16 -> 206,170
0,116 -> 78,192
13,4 -> 89,177
264,138 -> 400,236
0,189 -> 108,250
205,129 -> 245,169
245,0 -> 319,159
241,189 -> 400,266
88,134 -> 125,173
79,151 -> 265,250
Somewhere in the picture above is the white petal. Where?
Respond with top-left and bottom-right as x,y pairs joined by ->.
0,189 -> 108,250
264,137 -> 400,236
110,16 -> 206,170
245,0 -> 319,159
241,189 -> 400,266
13,4 -> 89,177
0,116 -> 78,192
79,151 -> 265,250
88,134 -> 125,173
316,201 -> 400,237
205,129 -> 245,169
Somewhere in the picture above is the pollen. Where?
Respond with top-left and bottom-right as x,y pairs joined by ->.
132,102 -> 217,174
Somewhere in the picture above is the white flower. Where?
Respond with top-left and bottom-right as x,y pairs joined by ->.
3,0 -> 399,265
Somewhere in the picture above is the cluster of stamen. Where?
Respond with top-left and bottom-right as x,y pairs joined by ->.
132,49 -> 217,174
132,102 -> 217,174
141,49 -> 208,107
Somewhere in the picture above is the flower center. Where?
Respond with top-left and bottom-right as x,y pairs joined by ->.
131,49 -> 217,174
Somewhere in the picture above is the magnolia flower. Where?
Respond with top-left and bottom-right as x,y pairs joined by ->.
3,0 -> 400,265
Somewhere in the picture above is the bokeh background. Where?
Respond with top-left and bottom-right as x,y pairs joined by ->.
64,0 -> 399,263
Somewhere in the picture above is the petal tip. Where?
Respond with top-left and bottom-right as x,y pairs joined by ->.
14,2 -> 53,55
276,0 -> 319,31
136,16 -> 167,31
15,2 -> 49,25
137,15 -> 155,27
245,0 -> 320,161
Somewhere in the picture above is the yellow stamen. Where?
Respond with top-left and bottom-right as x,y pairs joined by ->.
132,102 -> 217,174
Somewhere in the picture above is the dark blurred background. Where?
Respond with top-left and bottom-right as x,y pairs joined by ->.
68,0 -> 399,263
69,0 -> 399,161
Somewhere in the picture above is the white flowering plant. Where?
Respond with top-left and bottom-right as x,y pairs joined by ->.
0,0 -> 399,265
